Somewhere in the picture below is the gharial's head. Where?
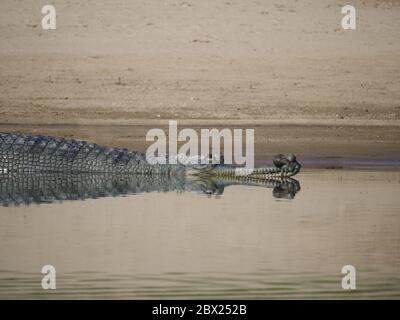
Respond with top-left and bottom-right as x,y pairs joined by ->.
175,154 -> 301,199
187,153 -> 301,179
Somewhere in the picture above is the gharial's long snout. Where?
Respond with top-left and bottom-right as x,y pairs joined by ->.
190,154 -> 301,179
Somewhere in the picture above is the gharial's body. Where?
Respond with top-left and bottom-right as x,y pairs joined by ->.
0,133 -> 301,177
0,133 -> 301,204
0,133 -> 168,175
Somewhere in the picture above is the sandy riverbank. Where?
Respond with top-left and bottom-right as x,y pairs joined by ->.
0,0 -> 399,125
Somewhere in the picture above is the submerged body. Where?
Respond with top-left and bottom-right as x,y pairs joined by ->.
0,133 -> 301,204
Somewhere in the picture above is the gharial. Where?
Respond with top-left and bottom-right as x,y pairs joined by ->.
0,133 -> 301,205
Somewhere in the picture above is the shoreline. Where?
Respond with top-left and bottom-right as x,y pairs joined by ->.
1,123 -> 399,169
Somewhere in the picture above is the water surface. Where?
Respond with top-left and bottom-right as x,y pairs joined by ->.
0,168 -> 399,299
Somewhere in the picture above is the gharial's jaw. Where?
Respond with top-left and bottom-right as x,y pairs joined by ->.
189,154 -> 301,179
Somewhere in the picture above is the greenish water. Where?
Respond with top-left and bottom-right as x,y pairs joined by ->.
0,169 -> 399,299
1,270 -> 399,299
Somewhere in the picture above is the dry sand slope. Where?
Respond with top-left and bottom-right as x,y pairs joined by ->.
0,0 -> 399,125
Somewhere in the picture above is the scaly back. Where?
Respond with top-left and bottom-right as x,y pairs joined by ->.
0,133 -> 153,174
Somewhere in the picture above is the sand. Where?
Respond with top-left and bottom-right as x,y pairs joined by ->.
0,0 -> 399,158
0,0 -> 399,123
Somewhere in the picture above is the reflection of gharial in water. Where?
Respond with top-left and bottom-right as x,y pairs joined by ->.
0,173 -> 300,206
0,133 -> 301,205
